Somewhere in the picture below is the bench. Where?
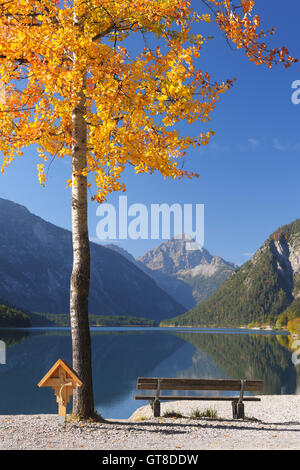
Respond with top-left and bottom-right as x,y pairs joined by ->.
134,377 -> 264,419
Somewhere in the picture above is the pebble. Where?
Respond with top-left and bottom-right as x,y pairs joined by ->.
0,395 -> 299,450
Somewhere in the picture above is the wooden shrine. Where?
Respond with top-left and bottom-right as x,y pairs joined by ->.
38,358 -> 83,416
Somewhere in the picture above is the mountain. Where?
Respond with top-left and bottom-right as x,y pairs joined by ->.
161,219 -> 300,327
136,237 -> 236,308
0,198 -> 185,322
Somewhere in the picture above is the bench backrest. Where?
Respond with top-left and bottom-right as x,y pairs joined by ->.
137,378 -> 264,392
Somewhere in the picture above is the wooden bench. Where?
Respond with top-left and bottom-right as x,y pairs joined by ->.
134,377 -> 264,419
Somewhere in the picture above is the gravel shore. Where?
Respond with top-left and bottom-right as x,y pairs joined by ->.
0,396 -> 299,450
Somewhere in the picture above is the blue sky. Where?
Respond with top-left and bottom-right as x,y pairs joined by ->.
1,0 -> 300,266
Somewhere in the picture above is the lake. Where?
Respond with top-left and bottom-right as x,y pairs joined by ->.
0,327 -> 298,419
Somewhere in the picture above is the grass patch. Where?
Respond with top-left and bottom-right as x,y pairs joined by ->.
134,415 -> 148,422
163,410 -> 184,419
190,407 -> 218,419
67,410 -> 105,423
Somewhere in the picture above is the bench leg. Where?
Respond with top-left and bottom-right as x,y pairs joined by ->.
232,401 -> 237,419
232,401 -> 244,419
236,402 -> 244,419
151,399 -> 161,418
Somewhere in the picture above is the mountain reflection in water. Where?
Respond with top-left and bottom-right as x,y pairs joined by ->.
0,328 -> 298,419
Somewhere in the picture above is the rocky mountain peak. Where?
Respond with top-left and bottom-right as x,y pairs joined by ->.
137,236 -> 235,277
137,237 -> 213,275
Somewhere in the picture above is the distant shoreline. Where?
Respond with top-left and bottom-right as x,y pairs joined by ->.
0,325 -> 290,335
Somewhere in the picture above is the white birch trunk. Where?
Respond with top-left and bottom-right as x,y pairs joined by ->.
70,12 -> 94,418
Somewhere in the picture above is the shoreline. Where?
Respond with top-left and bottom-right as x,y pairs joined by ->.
0,395 -> 299,450
0,325 -> 290,334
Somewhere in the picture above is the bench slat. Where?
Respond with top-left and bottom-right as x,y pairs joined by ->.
134,395 -> 261,402
137,378 -> 263,392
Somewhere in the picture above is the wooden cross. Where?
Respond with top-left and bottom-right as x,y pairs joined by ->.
38,358 -> 83,416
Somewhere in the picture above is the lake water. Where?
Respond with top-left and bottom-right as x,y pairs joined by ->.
0,327 -> 298,419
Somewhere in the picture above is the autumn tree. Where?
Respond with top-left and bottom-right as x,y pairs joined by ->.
0,0 -> 296,418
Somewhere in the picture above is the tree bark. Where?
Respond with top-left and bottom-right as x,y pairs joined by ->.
70,70 -> 94,418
